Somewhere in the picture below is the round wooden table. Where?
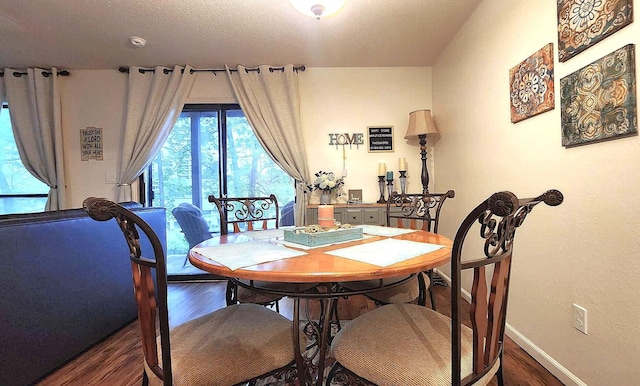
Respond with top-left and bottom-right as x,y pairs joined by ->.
189,229 -> 452,386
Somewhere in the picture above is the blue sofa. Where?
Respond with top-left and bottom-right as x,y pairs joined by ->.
0,203 -> 166,386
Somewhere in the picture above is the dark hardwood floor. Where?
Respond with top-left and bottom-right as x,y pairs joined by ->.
37,281 -> 563,386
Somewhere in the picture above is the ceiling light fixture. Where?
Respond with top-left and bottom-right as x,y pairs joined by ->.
289,0 -> 346,19
128,36 -> 147,48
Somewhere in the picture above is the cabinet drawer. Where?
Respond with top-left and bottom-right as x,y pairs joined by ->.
344,209 -> 362,224
362,208 -> 380,225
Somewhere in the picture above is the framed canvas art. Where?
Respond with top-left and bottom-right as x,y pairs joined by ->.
557,0 -> 633,62
560,44 -> 637,147
509,43 -> 555,123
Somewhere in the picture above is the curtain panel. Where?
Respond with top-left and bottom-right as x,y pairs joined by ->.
226,64 -> 310,226
3,68 -> 66,210
117,65 -> 196,202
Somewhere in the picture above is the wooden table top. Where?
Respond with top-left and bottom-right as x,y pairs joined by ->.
189,230 -> 453,283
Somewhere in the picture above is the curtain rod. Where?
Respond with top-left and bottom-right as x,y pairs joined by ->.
0,70 -> 70,77
118,65 -> 305,75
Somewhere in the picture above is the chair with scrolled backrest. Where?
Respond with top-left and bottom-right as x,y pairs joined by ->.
83,197 -> 300,386
340,190 -> 455,310
327,189 -> 563,386
208,194 -> 317,311
209,194 -> 279,235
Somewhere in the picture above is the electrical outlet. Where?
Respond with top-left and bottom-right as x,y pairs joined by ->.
573,304 -> 587,334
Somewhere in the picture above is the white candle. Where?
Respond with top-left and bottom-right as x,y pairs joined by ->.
399,157 -> 407,171
378,162 -> 386,176
317,205 -> 335,227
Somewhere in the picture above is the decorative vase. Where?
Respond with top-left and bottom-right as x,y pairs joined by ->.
320,191 -> 331,205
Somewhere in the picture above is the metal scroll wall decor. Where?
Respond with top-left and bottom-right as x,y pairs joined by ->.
560,44 -> 637,147
509,43 -> 555,123
557,0 -> 634,62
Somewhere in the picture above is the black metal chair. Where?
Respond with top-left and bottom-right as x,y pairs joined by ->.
208,195 -> 317,311
340,190 -> 455,310
83,197 -> 301,386
327,189 -> 563,386
171,203 -> 213,267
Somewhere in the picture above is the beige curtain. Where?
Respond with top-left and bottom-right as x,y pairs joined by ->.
117,65 -> 196,201
226,64 -> 310,226
4,68 -> 66,210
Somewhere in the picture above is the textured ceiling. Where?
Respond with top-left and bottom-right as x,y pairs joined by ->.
0,0 -> 482,70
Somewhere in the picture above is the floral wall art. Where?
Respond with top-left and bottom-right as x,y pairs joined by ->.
557,0 -> 634,62
560,44 -> 637,147
509,43 -> 555,123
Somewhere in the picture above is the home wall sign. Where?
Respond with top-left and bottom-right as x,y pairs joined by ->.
328,132 -> 364,149
80,127 -> 103,161
367,126 -> 394,152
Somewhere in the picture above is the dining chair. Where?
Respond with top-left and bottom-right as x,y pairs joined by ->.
208,194 -> 317,311
82,197 -> 301,386
327,189 -> 564,386
340,190 -> 455,310
171,203 -> 213,267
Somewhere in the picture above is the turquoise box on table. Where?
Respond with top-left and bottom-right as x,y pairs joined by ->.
283,226 -> 363,247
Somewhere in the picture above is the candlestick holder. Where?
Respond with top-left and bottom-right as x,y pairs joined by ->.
386,178 -> 394,199
377,176 -> 386,203
399,171 -> 407,194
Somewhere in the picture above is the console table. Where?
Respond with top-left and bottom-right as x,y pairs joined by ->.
306,203 -> 387,226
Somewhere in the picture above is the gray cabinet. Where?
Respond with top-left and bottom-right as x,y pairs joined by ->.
306,204 -> 386,226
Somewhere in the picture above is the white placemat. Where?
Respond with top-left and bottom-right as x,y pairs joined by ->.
356,224 -> 417,237
191,240 -> 306,270
240,228 -> 286,240
325,238 -> 444,266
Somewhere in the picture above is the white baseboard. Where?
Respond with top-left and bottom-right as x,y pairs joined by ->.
434,269 -> 587,386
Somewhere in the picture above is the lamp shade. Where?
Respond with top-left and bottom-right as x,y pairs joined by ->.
404,109 -> 439,139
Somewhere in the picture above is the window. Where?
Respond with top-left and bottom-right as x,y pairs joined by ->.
0,105 -> 49,214
148,104 -> 295,259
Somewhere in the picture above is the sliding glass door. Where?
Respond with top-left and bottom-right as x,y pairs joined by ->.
148,104 -> 294,274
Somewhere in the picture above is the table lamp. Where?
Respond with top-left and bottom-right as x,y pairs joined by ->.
404,109 -> 439,194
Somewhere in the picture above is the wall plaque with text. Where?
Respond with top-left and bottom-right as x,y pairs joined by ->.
367,126 -> 393,152
80,127 -> 103,161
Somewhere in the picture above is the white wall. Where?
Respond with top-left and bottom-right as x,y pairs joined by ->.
61,70 -> 126,206
433,1 -> 640,385
300,67 -> 433,204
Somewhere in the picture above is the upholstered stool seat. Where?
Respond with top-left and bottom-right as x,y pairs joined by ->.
330,303 -> 498,386
150,304 -> 297,386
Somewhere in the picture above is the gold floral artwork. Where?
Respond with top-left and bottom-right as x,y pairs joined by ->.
560,44 -> 637,147
557,0 -> 633,62
509,43 -> 555,123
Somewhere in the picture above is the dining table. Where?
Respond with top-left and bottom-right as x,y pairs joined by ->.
189,224 -> 452,386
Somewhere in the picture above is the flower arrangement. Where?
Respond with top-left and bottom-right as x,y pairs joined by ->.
309,171 -> 344,193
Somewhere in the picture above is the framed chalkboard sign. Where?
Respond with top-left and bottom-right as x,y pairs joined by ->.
367,126 -> 394,152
